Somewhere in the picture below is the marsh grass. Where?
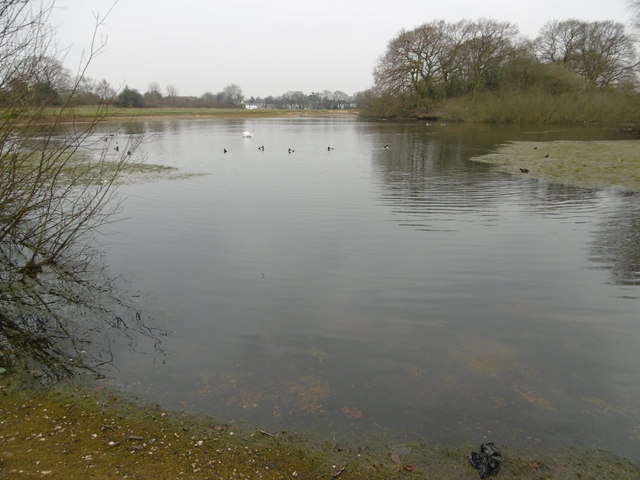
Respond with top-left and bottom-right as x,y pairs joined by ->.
438,90 -> 640,125
471,140 -> 640,191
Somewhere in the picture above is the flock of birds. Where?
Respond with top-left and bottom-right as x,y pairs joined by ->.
222,130 -> 350,155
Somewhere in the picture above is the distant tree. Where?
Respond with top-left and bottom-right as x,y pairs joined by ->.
374,20 -> 451,99
92,79 -> 114,100
450,19 -> 519,92
373,19 -> 519,110
281,90 -> 308,109
535,20 -> 638,87
221,83 -> 244,106
1,54 -> 71,105
262,95 -> 275,108
199,91 -> 217,106
333,90 -> 351,109
143,82 -> 163,107
115,86 -> 144,107
166,84 -> 178,98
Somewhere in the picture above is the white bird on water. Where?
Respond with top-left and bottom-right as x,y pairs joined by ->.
242,130 -> 254,138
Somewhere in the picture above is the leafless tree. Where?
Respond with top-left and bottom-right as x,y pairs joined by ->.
374,19 -> 518,103
165,83 -> 178,98
535,19 -> 638,87
629,0 -> 640,32
1,0 -> 163,379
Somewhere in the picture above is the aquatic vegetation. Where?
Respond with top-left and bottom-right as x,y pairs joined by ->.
340,406 -> 364,419
309,348 -> 329,363
288,375 -> 331,415
513,385 -> 557,412
471,140 -> 640,191
452,338 -> 519,377
197,372 -> 332,417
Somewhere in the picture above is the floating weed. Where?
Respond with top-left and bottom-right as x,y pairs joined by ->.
288,375 -> 331,415
471,140 -> 640,191
452,338 -> 519,377
513,384 -> 558,412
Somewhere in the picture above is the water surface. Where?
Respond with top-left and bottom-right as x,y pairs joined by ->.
94,118 -> 640,459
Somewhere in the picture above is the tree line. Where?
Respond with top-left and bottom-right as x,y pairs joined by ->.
364,17 -> 639,119
112,83 -> 358,110
0,56 -> 361,110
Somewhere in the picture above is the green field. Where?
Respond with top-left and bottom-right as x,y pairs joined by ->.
45,106 -> 360,122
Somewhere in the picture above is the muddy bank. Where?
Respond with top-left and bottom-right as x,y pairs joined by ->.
470,140 -> 640,191
1,374 -> 638,480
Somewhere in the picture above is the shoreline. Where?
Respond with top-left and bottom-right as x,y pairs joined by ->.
1,373 -> 639,479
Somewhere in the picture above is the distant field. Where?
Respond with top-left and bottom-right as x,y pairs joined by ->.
46,106 -> 360,122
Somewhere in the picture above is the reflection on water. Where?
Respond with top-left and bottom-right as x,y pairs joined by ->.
589,194 -> 640,287
92,118 -> 640,459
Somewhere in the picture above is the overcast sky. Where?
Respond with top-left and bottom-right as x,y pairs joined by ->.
50,0 -> 634,99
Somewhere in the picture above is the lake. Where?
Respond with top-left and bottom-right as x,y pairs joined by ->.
91,117 -> 640,459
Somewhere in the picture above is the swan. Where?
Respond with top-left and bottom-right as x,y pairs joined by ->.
242,130 -> 254,138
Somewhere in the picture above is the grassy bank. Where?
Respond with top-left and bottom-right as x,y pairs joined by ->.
1,373 -> 639,480
42,107 -> 360,123
470,140 -> 640,191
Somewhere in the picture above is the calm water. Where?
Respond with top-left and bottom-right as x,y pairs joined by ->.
92,118 -> 639,459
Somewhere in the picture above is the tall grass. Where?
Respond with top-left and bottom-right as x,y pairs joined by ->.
439,89 -> 640,125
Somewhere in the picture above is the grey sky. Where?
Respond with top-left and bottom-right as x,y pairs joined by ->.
51,0 -> 634,99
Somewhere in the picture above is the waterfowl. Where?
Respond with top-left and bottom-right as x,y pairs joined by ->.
242,131 -> 254,138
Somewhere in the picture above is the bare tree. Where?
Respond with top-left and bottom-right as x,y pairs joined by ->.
374,19 -> 518,103
1,1 -> 163,378
629,0 -> 640,32
165,84 -> 178,98
535,19 -> 638,87
222,83 -> 244,106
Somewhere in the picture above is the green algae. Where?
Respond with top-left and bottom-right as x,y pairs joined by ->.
471,140 -> 640,191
